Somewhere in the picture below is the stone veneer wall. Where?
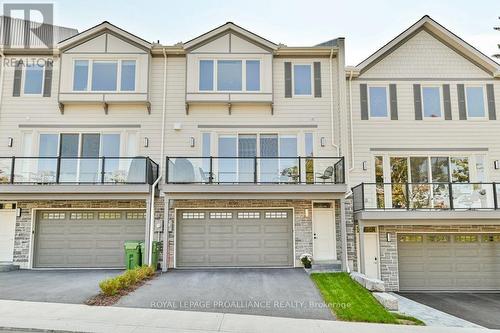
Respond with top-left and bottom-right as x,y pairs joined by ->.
14,200 -> 146,268
378,224 -> 500,291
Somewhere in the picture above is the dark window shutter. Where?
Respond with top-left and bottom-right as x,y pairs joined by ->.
313,62 -> 321,97
43,62 -> 53,97
389,84 -> 398,120
284,62 -> 292,98
413,84 -> 422,120
360,84 -> 368,120
457,84 -> 467,120
12,60 -> 23,97
442,84 -> 452,120
486,84 -> 496,120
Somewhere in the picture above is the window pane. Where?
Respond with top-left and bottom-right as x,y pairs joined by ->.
73,60 -> 88,91
305,133 -> 314,157
410,157 -> 429,183
369,87 -> 388,117
238,134 -> 257,182
246,60 -> 260,91
390,157 -> 408,208
102,134 -> 121,182
422,87 -> 441,118
39,134 -> 58,157
121,60 -> 136,91
280,135 -> 298,183
199,60 -> 214,91
294,65 -> 311,95
80,134 -> 100,183
260,134 -> 278,182
476,155 -> 486,182
375,156 -> 385,209
451,157 -> 469,182
24,63 -> 44,94
102,134 -> 120,157
59,134 -> 79,182
38,134 -> 58,182
92,62 -> 117,91
217,60 -> 242,91
218,135 -> 237,182
431,157 -> 450,182
202,133 -> 211,157
466,87 -> 485,117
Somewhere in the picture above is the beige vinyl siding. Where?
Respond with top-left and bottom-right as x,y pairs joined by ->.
347,30 -> 500,188
164,56 -> 342,159
362,30 -> 491,79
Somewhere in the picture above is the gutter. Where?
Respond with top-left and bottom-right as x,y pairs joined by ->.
329,47 -> 339,155
148,174 -> 162,266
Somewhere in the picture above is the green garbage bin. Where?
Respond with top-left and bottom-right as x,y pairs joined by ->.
140,241 -> 160,270
124,241 -> 141,270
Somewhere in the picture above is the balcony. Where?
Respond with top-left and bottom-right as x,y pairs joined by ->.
165,156 -> 346,197
352,182 -> 500,212
0,157 -> 159,198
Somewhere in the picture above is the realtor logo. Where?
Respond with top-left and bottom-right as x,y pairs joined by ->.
2,3 -> 54,49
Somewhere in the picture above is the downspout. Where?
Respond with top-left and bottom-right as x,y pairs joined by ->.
348,70 -> 354,172
329,47 -> 339,155
0,50 -> 5,119
148,174 -> 162,266
160,47 -> 168,177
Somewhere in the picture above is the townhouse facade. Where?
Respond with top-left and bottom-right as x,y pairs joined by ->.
0,15 -> 498,292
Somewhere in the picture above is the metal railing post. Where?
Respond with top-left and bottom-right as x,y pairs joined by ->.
254,157 -> 257,184
55,156 -> 61,184
101,157 -> 106,184
298,157 -> 301,184
10,157 -> 15,184
361,182 -> 365,210
405,183 -> 410,210
493,182 -> 497,210
165,157 -> 169,183
209,156 -> 213,183
448,182 -> 454,210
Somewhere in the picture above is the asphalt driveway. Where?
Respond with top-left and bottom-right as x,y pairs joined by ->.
116,268 -> 334,320
399,292 -> 500,329
0,269 -> 122,304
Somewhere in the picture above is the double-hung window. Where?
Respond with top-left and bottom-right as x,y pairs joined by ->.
24,63 -> 44,95
368,86 -> 388,118
73,60 -> 136,92
293,64 -> 312,96
198,59 -> 260,92
465,86 -> 486,118
422,86 -> 442,119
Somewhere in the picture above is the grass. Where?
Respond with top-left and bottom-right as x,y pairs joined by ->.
310,272 -> 424,325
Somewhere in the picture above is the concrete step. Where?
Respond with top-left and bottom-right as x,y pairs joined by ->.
0,264 -> 20,272
311,263 -> 342,271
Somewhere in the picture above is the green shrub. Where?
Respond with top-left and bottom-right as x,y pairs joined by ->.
124,269 -> 139,285
116,275 -> 130,289
136,267 -> 147,280
141,265 -> 155,277
99,278 -> 120,296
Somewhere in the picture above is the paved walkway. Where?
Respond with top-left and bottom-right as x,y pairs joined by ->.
392,293 -> 484,328
0,300 -> 497,333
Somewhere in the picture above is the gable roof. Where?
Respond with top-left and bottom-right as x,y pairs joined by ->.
183,22 -> 278,51
58,21 -> 151,51
356,15 -> 500,75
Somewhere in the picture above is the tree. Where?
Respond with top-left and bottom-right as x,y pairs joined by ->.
494,16 -> 500,59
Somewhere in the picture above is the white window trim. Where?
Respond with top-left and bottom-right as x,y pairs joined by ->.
22,63 -> 45,97
198,59 -> 262,93
367,85 -> 390,120
71,59 -> 137,93
465,85 -> 488,120
292,62 -> 314,98
421,85 -> 444,120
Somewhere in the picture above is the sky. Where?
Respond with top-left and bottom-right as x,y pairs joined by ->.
4,0 -> 500,65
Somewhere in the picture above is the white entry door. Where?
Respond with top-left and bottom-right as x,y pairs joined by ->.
312,208 -> 336,261
0,210 -> 17,263
364,233 -> 379,279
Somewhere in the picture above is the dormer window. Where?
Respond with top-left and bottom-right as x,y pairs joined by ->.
198,59 -> 261,92
72,59 -> 136,92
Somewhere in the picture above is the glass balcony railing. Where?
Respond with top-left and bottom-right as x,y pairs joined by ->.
352,182 -> 499,212
166,156 -> 345,184
0,156 -> 159,185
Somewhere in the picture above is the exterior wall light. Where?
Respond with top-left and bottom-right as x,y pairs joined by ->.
494,160 -> 500,170
190,137 -> 195,148
320,137 -> 326,147
362,161 -> 368,171
8,137 -> 13,147
386,232 -> 391,242
143,137 -> 149,148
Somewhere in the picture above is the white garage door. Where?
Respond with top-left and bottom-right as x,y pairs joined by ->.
398,233 -> 500,291
176,209 -> 294,267
34,210 -> 146,268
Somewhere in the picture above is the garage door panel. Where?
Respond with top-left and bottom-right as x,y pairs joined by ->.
35,210 -> 145,268
181,240 -> 206,249
398,233 -> 500,291
177,209 -> 293,267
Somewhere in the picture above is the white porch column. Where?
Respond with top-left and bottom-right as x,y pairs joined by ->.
161,196 -> 170,272
358,219 -> 365,274
339,198 -> 348,271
